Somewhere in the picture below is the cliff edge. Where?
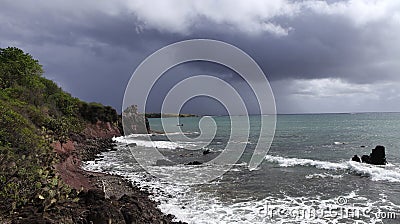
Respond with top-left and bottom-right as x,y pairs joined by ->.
0,47 -> 182,223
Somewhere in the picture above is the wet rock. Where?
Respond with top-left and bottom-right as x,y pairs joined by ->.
360,145 -> 387,165
77,138 -> 117,161
203,149 -> 211,155
352,155 -> 361,162
361,155 -> 370,163
78,189 -> 105,204
185,161 -> 203,165
369,145 -> 387,165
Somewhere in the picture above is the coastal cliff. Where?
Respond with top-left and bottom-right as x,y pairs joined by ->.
52,121 -> 121,190
50,120 -> 181,223
0,47 -> 182,223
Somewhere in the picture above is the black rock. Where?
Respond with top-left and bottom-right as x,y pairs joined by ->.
369,145 -> 387,165
78,189 -> 105,205
185,161 -> 202,165
360,145 -> 387,165
351,155 -> 361,162
203,149 -> 211,155
361,155 -> 370,163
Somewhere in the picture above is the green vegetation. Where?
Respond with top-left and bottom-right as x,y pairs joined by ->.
0,47 -> 118,217
79,102 -> 118,123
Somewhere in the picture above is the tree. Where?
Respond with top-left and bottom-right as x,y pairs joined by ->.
0,47 -> 43,89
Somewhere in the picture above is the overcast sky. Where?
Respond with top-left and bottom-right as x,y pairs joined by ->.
1,0 -> 400,114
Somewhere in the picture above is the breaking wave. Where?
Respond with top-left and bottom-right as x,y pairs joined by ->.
113,135 -> 198,150
84,149 -> 400,224
265,155 -> 400,182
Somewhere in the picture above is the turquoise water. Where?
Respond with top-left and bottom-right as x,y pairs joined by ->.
85,113 -> 400,223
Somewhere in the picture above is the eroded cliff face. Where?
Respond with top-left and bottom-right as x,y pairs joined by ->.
53,105 -> 152,190
52,121 -> 121,155
82,121 -> 121,139
52,120 -> 121,190
47,122 -> 180,224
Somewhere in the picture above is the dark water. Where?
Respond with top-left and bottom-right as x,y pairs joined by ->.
85,113 -> 400,223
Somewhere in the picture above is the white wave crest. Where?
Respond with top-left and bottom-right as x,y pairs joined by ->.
82,149 -> 400,224
305,173 -> 343,179
265,155 -> 348,170
265,155 -> 400,183
113,135 -> 197,150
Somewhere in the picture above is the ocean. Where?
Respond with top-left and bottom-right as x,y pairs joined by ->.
84,113 -> 400,223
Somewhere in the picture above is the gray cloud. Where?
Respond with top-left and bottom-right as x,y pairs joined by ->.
1,0 -> 400,114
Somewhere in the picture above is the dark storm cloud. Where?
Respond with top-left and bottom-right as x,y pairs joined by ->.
199,13 -> 400,85
1,0 -> 400,113
0,0 -> 174,110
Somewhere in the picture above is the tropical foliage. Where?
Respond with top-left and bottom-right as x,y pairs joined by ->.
0,47 -> 118,217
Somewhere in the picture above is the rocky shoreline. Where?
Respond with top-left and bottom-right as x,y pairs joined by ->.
12,126 -> 185,223
0,47 -> 184,223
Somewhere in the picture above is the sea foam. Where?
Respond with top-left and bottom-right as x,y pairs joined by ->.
113,135 -> 197,150
265,155 -> 400,183
83,148 -> 400,224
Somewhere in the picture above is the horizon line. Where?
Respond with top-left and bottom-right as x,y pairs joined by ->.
146,111 -> 400,117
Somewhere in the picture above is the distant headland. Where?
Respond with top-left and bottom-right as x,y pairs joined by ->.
145,113 -> 198,118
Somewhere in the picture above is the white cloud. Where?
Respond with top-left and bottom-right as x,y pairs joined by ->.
3,0 -> 399,37
117,0 -> 400,35
303,0 -> 400,27
123,0 -> 299,35
290,78 -> 375,98
272,78 -> 400,113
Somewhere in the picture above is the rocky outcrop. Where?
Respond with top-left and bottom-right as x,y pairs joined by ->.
53,120 -> 121,189
82,120 -> 121,139
369,145 -> 387,165
354,145 -> 387,165
351,155 -> 361,162
13,175 -> 184,224
186,161 -> 203,165
203,149 -> 211,155
48,113 -> 185,224
71,176 -> 184,224
361,155 -> 370,163
122,105 -> 150,135
53,119 -> 121,190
